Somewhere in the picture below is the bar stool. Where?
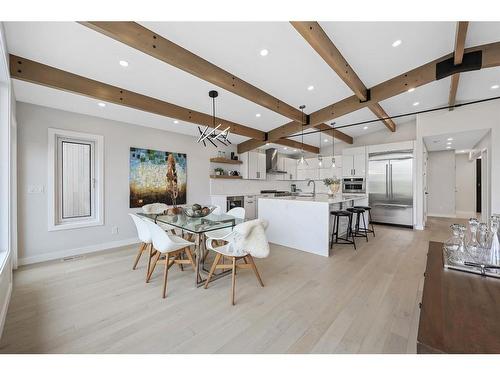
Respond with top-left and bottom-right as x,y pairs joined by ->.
353,205 -> 375,237
346,207 -> 369,242
330,210 -> 356,250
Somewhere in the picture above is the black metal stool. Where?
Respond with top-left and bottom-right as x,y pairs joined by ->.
330,210 -> 356,250
346,207 -> 368,242
353,206 -> 375,237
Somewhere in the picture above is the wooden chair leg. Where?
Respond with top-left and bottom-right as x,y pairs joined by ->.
132,243 -> 146,270
162,253 -> 170,299
178,252 -> 184,271
231,256 -> 236,305
204,253 -> 222,289
246,255 -> 264,287
146,250 -> 161,283
184,247 -> 196,271
145,243 -> 153,282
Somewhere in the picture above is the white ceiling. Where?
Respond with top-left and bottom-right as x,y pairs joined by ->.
424,128 -> 490,152
4,21 -> 500,148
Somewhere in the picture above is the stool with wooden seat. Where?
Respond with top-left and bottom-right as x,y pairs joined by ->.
346,207 -> 369,242
330,210 -> 356,250
353,205 -> 375,237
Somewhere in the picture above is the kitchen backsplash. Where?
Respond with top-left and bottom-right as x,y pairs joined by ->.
210,179 -> 292,196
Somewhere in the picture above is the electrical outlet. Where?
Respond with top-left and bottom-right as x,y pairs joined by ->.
111,226 -> 119,235
28,185 -> 45,194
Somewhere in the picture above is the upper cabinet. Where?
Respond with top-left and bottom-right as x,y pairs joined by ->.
240,151 -> 266,180
342,146 -> 366,177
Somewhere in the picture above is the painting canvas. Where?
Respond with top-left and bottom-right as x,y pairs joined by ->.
129,147 -> 187,208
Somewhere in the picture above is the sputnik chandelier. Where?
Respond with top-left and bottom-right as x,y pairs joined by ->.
196,90 -> 231,147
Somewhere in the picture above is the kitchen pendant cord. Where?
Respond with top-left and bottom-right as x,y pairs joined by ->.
283,95 -> 500,139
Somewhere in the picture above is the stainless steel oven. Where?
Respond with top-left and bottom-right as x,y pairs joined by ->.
342,178 -> 366,193
226,196 -> 244,211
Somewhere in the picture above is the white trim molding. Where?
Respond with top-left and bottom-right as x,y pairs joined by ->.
47,128 -> 104,231
18,237 -> 139,266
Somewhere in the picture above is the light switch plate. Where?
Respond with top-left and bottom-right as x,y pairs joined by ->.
28,185 -> 45,194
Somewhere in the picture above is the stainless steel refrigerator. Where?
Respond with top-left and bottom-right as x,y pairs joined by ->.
368,150 -> 413,227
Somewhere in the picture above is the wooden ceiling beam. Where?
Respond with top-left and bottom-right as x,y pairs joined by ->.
268,40 -> 500,141
9,54 -> 266,140
291,21 -> 396,132
80,21 -> 305,123
449,21 -> 469,110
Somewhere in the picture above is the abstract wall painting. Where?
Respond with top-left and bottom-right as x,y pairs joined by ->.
129,147 -> 187,208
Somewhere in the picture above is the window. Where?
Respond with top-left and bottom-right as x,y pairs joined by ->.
48,129 -> 103,231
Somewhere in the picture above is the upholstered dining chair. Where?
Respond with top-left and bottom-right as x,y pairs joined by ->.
144,220 -> 196,298
128,214 -> 155,280
205,219 -> 269,305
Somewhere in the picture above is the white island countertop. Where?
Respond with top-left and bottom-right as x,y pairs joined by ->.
258,193 -> 369,257
260,193 -> 367,204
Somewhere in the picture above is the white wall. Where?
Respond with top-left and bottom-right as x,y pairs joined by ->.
455,154 -> 476,218
16,102 -> 239,265
323,120 -> 416,155
415,100 -> 500,229
427,150 -> 456,217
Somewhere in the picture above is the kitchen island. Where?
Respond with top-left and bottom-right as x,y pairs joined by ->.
258,194 -> 368,256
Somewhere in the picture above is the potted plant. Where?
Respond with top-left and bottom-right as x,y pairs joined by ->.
214,167 -> 224,176
323,177 -> 341,196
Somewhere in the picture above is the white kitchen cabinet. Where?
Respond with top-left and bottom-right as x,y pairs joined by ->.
244,195 -> 257,219
240,151 -> 266,180
342,147 -> 366,177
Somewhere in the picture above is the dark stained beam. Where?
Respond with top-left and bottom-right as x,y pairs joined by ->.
449,21 -> 469,110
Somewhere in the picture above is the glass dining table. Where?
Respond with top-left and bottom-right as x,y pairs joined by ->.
138,211 -> 244,287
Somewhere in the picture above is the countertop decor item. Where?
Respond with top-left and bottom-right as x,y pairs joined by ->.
443,216 -> 500,278
214,167 -> 224,176
323,177 -> 341,196
183,204 -> 216,218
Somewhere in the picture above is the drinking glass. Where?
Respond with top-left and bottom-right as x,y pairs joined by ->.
445,224 -> 464,263
478,222 -> 489,263
466,218 -> 480,261
489,216 -> 500,265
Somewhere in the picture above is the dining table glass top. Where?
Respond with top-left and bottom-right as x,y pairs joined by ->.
138,211 -> 244,234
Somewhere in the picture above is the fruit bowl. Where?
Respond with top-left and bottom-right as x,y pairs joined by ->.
182,204 -> 216,218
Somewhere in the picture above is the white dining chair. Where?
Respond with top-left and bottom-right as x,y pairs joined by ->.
205,207 -> 246,241
142,203 -> 178,234
205,219 -> 269,305
128,214 -> 155,280
144,220 -> 196,299
212,205 -> 222,215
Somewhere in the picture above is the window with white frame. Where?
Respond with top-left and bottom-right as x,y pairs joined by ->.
48,128 -> 104,231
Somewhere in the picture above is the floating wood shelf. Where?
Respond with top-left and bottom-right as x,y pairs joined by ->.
210,157 -> 242,165
210,175 -> 243,179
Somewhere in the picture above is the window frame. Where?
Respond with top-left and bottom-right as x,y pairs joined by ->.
48,128 -> 104,231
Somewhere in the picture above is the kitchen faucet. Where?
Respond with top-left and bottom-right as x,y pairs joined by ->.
307,179 -> 316,197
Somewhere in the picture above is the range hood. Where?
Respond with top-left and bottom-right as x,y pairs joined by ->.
265,148 -> 287,174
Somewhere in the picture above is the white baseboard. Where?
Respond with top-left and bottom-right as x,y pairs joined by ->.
18,237 -> 140,266
427,213 -> 457,219
0,279 -> 12,341
455,211 -> 477,219
415,225 -> 424,230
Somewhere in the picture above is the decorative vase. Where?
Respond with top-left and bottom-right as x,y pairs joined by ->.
329,183 -> 340,195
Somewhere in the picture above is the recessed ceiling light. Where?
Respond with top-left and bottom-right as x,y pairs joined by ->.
324,139 -> 328,142
447,137 -> 454,141
255,113 -> 261,118
173,120 -> 179,124
119,60 -> 129,67
407,88 -> 415,93
293,149 -> 297,152
284,147 -> 288,150
307,85 -> 315,91
260,49 -> 269,57
363,126 -> 369,130
266,143 -> 270,146
446,146 -> 452,149
97,102 -> 106,108
446,142 -> 452,145
413,101 -> 420,106
392,39 -> 402,47
491,84 -> 499,90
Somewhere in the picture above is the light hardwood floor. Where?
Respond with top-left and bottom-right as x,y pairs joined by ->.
0,217 -> 461,354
